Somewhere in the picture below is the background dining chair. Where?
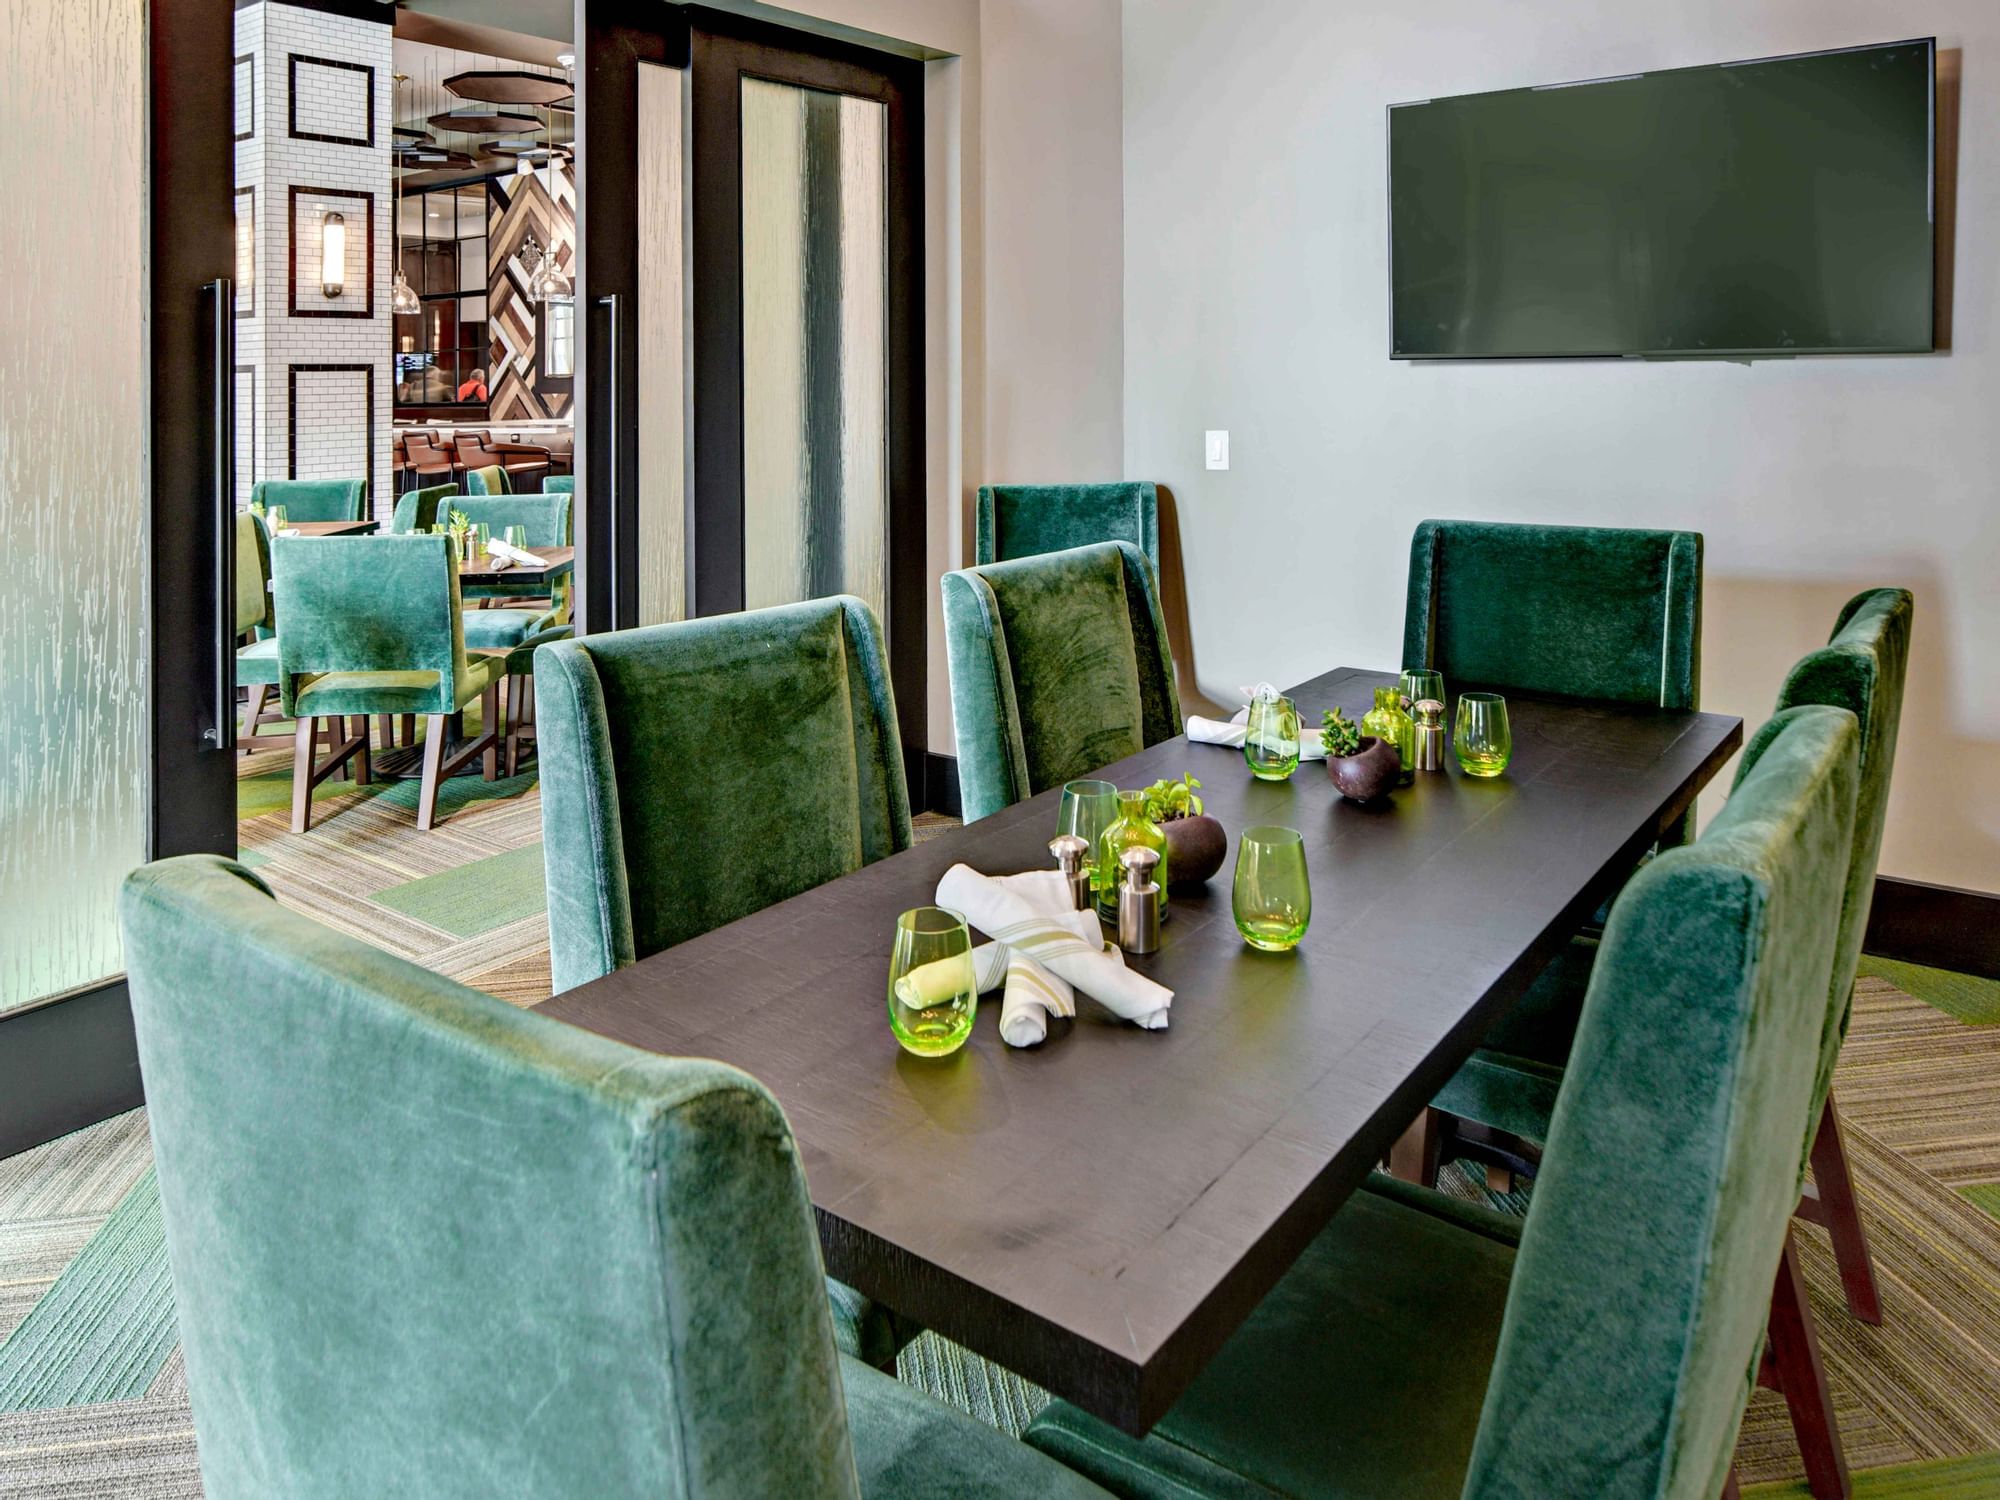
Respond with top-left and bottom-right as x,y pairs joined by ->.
451,493 -> 575,770
389,482 -> 456,536
535,598 -> 915,1368
272,535 -> 501,832
1026,704 -> 1862,1500
974,482 -> 1161,575
943,541 -> 1181,822
1424,589 -> 1912,1330
119,855 -> 1112,1500
456,433 -> 547,491
233,511 -> 290,752
463,464 -> 511,496
543,474 -> 575,494
249,476 -> 369,524
402,430 -> 459,485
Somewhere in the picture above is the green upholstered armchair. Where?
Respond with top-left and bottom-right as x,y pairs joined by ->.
464,464 -> 511,495
975,482 -> 1161,574
389,481 -> 456,535
249,476 -> 368,523
1026,705 -> 1862,1500
119,855 -> 1112,1500
943,541 -> 1181,822
271,535 -> 501,832
1430,588 -> 1912,1326
543,474 -> 575,494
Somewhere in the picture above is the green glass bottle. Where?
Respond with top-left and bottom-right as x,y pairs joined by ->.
1097,789 -> 1169,921
1362,685 -> 1415,787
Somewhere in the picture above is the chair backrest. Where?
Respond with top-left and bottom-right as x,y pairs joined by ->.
975,482 -> 1161,574
465,464 -> 510,495
536,597 -> 912,992
390,482 -> 457,535
271,535 -> 472,718
1466,704 -> 1859,1500
1403,520 -> 1702,709
544,474 -> 576,494
250,477 -> 368,524
121,854 -> 861,1500
942,541 -> 1181,822
1736,586 -> 1913,1125
451,493 -> 572,547
234,512 -> 270,635
455,434 -> 496,463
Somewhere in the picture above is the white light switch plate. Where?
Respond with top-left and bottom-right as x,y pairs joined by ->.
1205,430 -> 1229,470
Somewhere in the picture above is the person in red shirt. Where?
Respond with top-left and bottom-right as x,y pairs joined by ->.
457,366 -> 488,402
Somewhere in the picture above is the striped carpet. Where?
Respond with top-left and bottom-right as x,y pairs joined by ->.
0,739 -> 1994,1491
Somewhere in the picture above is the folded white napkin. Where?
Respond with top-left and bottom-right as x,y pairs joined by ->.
488,538 -> 549,567
936,865 -> 1172,1042
1186,707 -> 1327,760
893,875 -> 1081,1047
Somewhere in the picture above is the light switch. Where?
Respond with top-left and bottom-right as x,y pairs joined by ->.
1205,430 -> 1229,470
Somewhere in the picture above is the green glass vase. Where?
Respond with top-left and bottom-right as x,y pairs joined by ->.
1361,685 -> 1415,787
1097,789 -> 1168,921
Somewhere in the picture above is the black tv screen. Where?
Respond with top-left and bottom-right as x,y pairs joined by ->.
1388,39 -> 1935,359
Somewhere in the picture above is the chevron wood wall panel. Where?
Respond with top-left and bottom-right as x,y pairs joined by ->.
487,164 -> 575,422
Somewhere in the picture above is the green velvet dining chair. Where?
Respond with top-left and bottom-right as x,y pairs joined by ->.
543,474 -> 575,494
535,597 -> 915,1367
232,511 -> 289,752
119,854 -> 1112,1500
390,481 -> 456,535
464,464 -> 511,496
250,476 -> 368,523
272,534 -> 501,833
943,541 -> 1181,822
974,482 -> 1161,575
1428,588 -> 1914,1325
1025,704 -> 1863,1500
447,494 -> 574,765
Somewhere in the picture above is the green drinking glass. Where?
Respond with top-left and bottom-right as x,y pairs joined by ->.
266,505 -> 288,533
887,906 -> 978,1057
1057,778 -> 1119,904
1455,692 -> 1512,778
1399,668 -> 1444,711
1243,693 -> 1301,781
1233,826 -> 1311,951
474,522 -> 492,557
504,524 -> 528,551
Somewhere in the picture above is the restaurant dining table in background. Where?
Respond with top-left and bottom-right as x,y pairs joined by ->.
538,666 -> 1742,1434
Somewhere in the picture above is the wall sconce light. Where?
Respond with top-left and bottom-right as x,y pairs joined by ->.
320,210 -> 346,299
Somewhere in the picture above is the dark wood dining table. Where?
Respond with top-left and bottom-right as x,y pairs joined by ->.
457,545 -> 573,587
538,667 -> 1742,1434
288,519 -> 379,537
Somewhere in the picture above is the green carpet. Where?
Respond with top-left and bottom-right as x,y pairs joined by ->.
1746,1451 -> 2000,1497
0,1170 -> 176,1412
1858,957 -> 2000,1027
372,842 -> 549,938
1957,1184 -> 2000,1224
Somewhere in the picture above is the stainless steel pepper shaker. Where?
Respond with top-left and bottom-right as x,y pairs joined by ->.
1049,834 -> 1093,912
1411,698 -> 1447,771
1117,846 -> 1163,955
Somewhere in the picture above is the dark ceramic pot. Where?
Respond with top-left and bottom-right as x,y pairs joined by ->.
1160,813 -> 1227,891
1327,736 -> 1401,803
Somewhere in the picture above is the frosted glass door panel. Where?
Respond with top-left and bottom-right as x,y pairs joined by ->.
637,61 -> 687,625
740,78 -> 887,620
0,0 -> 150,1011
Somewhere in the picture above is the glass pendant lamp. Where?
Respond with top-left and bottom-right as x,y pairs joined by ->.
391,74 -> 420,315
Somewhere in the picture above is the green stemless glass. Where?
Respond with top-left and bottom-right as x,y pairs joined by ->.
1399,668 -> 1444,712
1233,826 -> 1310,951
888,907 -> 977,1056
1243,694 -> 1301,781
1455,692 -> 1512,778
504,524 -> 528,551
474,522 -> 492,558
266,505 -> 288,533
1057,778 -> 1120,905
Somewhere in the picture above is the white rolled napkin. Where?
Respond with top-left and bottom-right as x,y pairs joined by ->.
1186,706 -> 1326,760
936,864 -> 1172,1037
488,537 -> 549,567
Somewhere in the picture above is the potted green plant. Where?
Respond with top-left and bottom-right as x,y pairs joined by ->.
1140,773 -> 1227,890
1321,706 -> 1400,803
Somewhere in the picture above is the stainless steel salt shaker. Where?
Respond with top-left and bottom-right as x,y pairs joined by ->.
1117,846 -> 1163,955
1049,834 -> 1093,912
1411,698 -> 1447,772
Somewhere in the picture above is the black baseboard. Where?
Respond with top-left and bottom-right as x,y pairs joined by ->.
923,752 -> 961,818
1865,877 -> 2000,979
0,978 -> 145,1162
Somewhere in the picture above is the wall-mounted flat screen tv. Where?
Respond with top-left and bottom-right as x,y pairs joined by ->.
1388,39 -> 1935,359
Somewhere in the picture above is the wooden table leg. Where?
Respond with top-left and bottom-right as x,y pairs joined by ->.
1387,1108 -> 1444,1188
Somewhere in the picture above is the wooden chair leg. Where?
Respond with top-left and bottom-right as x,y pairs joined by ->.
482,683 -> 500,781
504,675 -> 525,779
399,713 -> 415,746
349,716 -> 371,786
290,716 -> 318,833
1797,1093 -> 1882,1326
375,713 -> 396,750
1388,1107 -> 1444,1188
1761,1228 -> 1851,1500
1721,1467 -> 1741,1500
240,684 -> 270,752
416,714 -> 449,831
1485,1164 -> 1515,1194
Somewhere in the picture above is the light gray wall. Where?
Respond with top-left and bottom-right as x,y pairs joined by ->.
1121,0 -> 1998,891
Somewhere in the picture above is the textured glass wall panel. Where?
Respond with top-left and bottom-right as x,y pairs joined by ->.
740,79 -> 887,620
636,61 -> 686,625
0,0 -> 150,1011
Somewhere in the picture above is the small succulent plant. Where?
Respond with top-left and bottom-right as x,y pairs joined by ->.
1321,706 -> 1362,758
1139,773 -> 1204,823
447,509 -> 472,533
